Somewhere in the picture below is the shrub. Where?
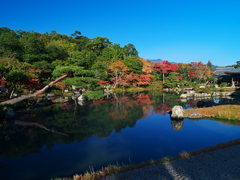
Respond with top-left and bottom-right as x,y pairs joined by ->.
220,82 -> 228,87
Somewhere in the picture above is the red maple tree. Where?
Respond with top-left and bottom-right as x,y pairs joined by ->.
153,60 -> 179,82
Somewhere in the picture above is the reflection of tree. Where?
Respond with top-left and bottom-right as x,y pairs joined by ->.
14,120 -> 69,136
0,92 -> 187,158
154,104 -> 171,116
0,124 -> 70,158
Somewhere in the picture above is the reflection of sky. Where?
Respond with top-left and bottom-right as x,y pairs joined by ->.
1,114 -> 240,180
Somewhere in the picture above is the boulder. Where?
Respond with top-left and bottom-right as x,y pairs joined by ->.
78,95 -> 86,101
171,105 -> 184,118
180,94 -> 187,99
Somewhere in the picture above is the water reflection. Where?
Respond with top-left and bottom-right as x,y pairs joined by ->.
171,118 -> 184,131
1,92 -> 240,180
1,92 -> 239,158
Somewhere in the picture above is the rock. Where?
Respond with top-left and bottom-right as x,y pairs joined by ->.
180,94 -> 187,99
188,112 -> 202,118
78,95 -> 86,101
74,91 -> 81,97
47,93 -> 57,100
171,105 -> 183,118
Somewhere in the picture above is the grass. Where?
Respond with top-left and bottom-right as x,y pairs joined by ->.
183,105 -> 240,120
53,138 -> 240,180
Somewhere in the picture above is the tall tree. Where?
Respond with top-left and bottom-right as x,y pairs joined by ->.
123,56 -> 143,74
139,58 -> 154,74
207,60 -> 213,71
154,60 -> 179,82
190,61 -> 212,82
19,31 -> 46,63
234,61 -> 240,68
164,72 -> 182,88
52,65 -> 98,90
107,61 -> 129,88
123,43 -> 138,57
87,37 -> 111,56
0,28 -> 22,59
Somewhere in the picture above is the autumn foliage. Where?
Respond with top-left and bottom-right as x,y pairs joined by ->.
153,60 -> 179,75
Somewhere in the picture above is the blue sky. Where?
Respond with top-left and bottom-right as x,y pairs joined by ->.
1,0 -> 240,66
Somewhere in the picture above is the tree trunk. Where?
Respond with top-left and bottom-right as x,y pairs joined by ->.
0,74 -> 68,105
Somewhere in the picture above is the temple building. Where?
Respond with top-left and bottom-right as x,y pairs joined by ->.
225,67 -> 240,87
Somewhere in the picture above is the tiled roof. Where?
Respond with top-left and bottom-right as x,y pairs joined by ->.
214,67 -> 235,75
225,67 -> 240,74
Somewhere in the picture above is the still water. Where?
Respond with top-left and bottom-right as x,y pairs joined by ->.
1,92 -> 240,180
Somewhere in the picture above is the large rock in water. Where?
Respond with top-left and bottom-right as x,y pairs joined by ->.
171,105 -> 184,118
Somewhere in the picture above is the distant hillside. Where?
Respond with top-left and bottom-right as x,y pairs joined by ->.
148,59 -> 162,62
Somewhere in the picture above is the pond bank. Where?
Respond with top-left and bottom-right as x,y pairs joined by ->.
100,139 -> 240,180
63,138 -> 240,180
183,105 -> 240,120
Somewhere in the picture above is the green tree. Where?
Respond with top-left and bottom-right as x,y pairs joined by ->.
91,61 -> 108,80
164,72 -> 182,88
234,61 -> 240,68
0,57 -> 33,98
71,30 -> 81,38
67,50 -> 97,69
19,31 -> 46,63
45,44 -> 68,62
100,44 -> 124,62
52,66 -> 99,90
123,43 -> 138,57
207,60 -> 213,71
86,36 -> 112,55
0,27 -> 22,59
123,56 -> 143,74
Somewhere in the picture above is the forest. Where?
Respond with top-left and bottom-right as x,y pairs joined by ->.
0,27 -> 220,101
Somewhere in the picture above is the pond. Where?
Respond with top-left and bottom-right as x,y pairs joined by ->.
1,92 -> 240,180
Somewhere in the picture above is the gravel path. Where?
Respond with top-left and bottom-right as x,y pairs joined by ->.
102,144 -> 240,180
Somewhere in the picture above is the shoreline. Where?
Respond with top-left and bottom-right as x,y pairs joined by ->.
71,138 -> 240,180
102,141 -> 240,180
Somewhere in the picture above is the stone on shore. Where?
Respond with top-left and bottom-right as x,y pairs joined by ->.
171,105 -> 184,118
187,112 -> 203,118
